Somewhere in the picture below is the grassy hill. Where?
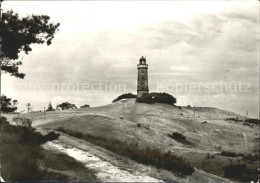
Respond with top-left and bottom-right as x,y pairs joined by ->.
7,98 -> 259,181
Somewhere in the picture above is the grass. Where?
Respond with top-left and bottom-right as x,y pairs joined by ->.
168,132 -> 192,145
40,149 -> 98,181
0,116 -> 96,181
0,116 -> 58,180
57,127 -> 194,176
220,151 -> 259,163
242,153 -> 259,163
218,150 -> 259,182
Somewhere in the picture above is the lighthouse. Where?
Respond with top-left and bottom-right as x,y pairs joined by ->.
137,56 -> 149,97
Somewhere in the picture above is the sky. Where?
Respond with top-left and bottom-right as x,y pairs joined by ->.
2,1 -> 259,117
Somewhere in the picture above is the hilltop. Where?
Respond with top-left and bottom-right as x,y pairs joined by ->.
7,98 -> 259,182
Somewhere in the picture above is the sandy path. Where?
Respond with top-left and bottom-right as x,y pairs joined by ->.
43,140 -> 163,182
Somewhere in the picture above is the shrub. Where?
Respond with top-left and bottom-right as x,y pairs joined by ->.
136,92 -> 176,105
80,104 -> 90,108
57,127 -> 194,176
224,164 -> 247,180
137,123 -> 141,127
220,151 -> 241,157
243,122 -> 253,128
0,117 -> 60,180
112,93 -> 137,103
12,117 -> 33,128
223,164 -> 257,181
168,132 -> 192,145
225,117 -> 239,122
242,153 -> 259,162
43,131 -> 60,141
136,94 -> 155,104
244,118 -> 260,125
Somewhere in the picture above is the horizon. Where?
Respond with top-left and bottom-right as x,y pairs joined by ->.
2,1 -> 259,118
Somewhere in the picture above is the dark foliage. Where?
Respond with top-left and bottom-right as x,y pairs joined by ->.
225,117 -> 239,122
242,154 -> 259,163
1,10 -> 60,78
43,131 -> 60,141
243,122 -> 253,128
1,95 -> 18,113
168,132 -> 192,145
220,151 -> 241,157
1,12 -> 60,79
57,102 -> 77,110
57,127 -> 194,176
223,164 -> 257,181
46,102 -> 54,111
80,104 -> 90,108
244,118 -> 260,125
136,94 -> 155,104
0,117 -> 60,180
136,92 -> 176,105
112,93 -> 137,103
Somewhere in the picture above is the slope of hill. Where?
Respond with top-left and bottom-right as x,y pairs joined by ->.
6,99 -> 259,181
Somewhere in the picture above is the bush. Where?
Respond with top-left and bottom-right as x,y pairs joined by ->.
136,92 -> 176,105
223,164 -> 257,181
242,153 -> 259,162
112,93 -> 137,103
0,117 -> 60,180
225,117 -> 239,122
168,132 -> 191,145
80,104 -> 90,108
43,131 -> 60,141
244,118 -> 260,125
220,151 -> 241,157
243,122 -> 253,128
136,94 -> 155,104
57,127 -> 194,176
12,117 -> 32,128
224,164 -> 247,180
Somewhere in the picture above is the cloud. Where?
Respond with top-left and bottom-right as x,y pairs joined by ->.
2,1 -> 259,117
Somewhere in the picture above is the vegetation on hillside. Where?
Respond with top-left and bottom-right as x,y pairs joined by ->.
0,117 -> 61,180
112,93 -> 137,103
1,95 -> 18,113
168,132 -> 192,145
56,102 -> 77,110
80,104 -> 90,108
244,118 -> 260,125
57,127 -> 194,176
136,92 -> 176,105
46,102 -> 55,111
223,163 -> 257,182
